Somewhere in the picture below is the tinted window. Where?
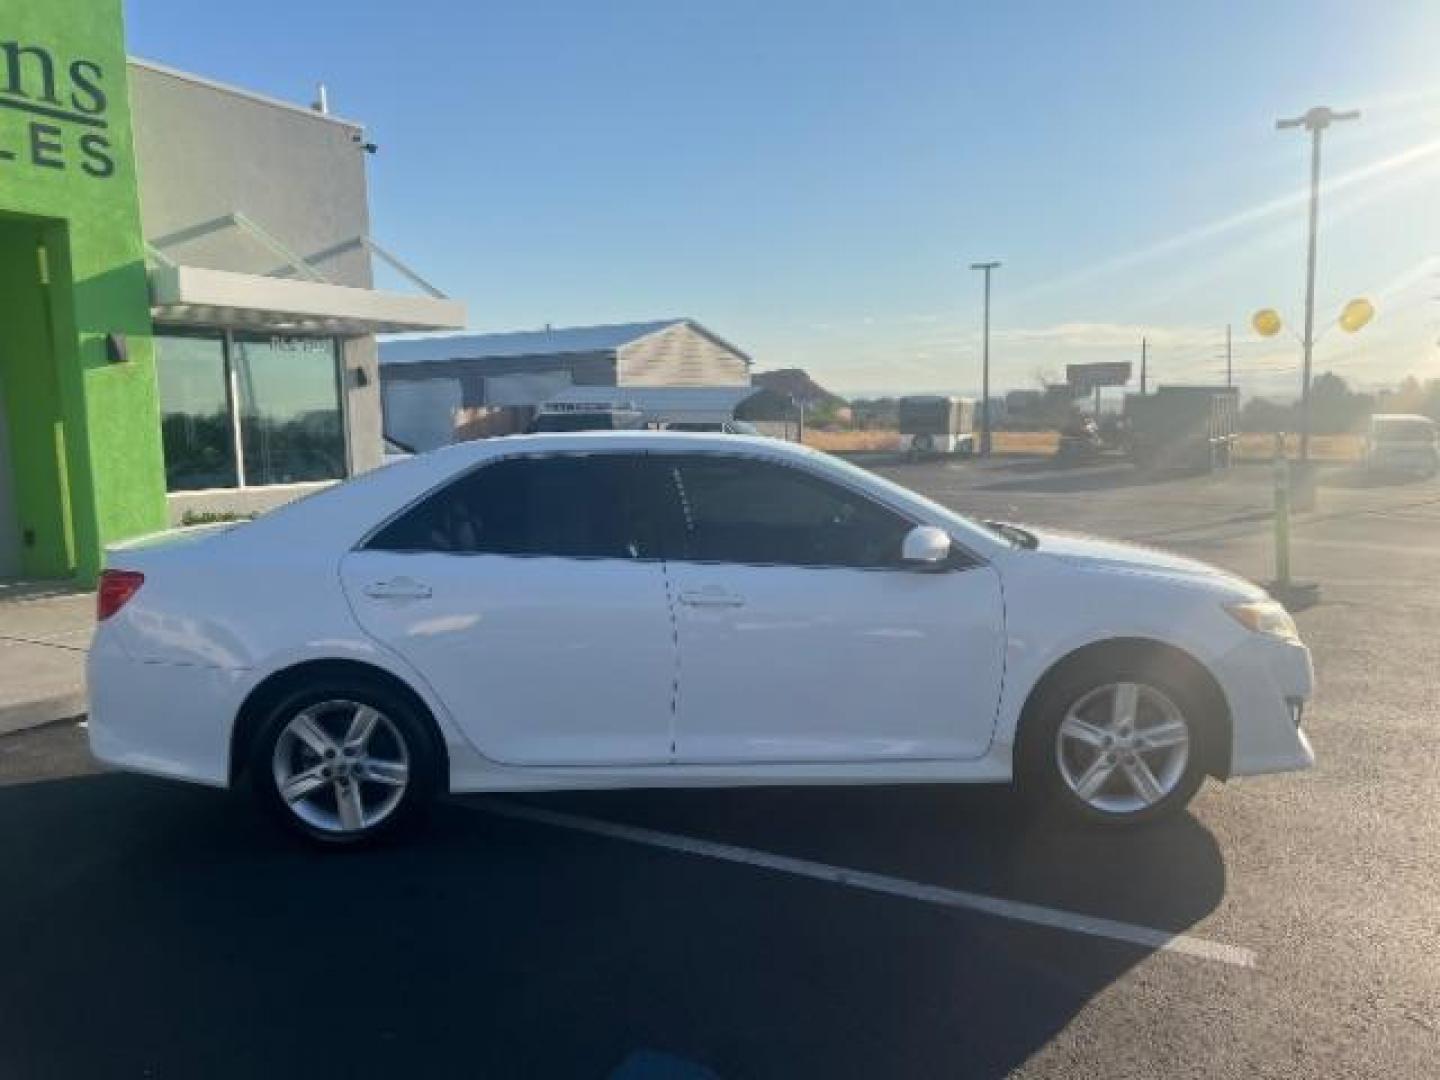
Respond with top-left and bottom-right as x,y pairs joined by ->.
368,455 -> 653,559
233,336 -> 346,485
664,456 -> 912,568
155,333 -> 238,491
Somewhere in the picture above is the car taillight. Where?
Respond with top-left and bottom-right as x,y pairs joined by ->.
97,569 -> 145,621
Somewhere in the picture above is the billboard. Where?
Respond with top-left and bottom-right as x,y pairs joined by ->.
1066,362 -> 1132,392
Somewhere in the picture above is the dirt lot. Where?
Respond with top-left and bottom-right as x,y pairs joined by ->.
804,429 -> 1366,461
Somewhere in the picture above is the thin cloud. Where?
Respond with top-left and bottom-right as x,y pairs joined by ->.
1009,134 -> 1440,304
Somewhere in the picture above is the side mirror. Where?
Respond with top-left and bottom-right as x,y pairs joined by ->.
901,525 -> 952,568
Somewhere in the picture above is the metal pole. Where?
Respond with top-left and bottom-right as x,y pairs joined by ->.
1297,125 -> 1323,465
970,261 -> 1000,457
1273,432 -> 1291,588
1277,105 -> 1358,463
980,270 -> 992,457
1225,323 -> 1232,387
1140,336 -> 1148,394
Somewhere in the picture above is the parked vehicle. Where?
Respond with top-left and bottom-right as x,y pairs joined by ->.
1127,386 -> 1238,471
898,396 -> 976,461
526,404 -> 645,433
1055,414 -> 1106,464
1364,413 -> 1438,476
89,432 -> 1313,845
382,434 -> 415,465
664,420 -> 762,435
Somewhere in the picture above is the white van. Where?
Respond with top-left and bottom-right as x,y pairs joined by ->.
1365,414 -> 1438,476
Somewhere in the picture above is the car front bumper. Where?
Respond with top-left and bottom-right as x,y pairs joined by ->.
1211,635 -> 1315,778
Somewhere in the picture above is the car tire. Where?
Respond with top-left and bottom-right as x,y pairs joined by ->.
1017,659 -> 1209,827
251,677 -> 442,847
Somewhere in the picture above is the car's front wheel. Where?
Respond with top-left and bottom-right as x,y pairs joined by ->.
1019,663 -> 1208,826
252,679 -> 440,846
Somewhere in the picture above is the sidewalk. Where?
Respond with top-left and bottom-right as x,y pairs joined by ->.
0,580 -> 92,736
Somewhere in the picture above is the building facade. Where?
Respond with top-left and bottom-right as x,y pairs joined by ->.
0,0 -> 463,582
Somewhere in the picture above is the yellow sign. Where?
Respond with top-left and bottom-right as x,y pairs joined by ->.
1339,298 -> 1374,333
1252,308 -> 1283,337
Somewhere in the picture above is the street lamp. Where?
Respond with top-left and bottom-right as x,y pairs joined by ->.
970,261 -> 1000,457
1276,105 -> 1360,464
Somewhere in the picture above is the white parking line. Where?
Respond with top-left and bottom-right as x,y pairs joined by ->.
478,798 -> 1257,970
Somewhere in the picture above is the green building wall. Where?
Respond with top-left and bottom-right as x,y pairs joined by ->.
0,0 -> 167,583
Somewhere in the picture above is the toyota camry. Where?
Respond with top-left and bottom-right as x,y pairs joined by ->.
88,433 -> 1314,845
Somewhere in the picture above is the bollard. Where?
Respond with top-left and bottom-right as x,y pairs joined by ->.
1273,434 -> 1291,588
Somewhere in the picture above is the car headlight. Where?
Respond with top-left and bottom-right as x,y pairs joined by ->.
1225,599 -> 1300,642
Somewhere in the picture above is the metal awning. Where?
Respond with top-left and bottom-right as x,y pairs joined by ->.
149,264 -> 467,334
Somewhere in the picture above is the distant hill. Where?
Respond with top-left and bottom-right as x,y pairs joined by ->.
753,368 -> 847,408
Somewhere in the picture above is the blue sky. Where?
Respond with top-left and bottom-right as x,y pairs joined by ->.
125,0 -> 1440,398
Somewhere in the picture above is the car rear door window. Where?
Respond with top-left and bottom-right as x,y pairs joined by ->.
367,454 -> 654,559
660,455 -> 912,568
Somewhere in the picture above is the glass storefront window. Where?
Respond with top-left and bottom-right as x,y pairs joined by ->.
155,333 -> 238,491
154,331 -> 347,491
234,336 -> 346,486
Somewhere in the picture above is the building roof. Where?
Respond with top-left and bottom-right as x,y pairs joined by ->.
381,319 -> 690,365
128,58 -> 364,131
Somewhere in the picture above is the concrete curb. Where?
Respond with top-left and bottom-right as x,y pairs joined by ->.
0,692 -> 87,737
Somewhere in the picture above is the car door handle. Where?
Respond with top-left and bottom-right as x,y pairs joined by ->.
363,577 -> 433,601
679,589 -> 745,608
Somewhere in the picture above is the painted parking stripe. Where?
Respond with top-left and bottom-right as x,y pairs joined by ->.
477,798 -> 1257,970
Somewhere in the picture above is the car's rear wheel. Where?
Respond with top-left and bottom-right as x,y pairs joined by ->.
252,680 -> 440,846
1019,663 -> 1208,826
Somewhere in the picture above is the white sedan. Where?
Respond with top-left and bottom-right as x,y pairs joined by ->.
88,433 -> 1314,845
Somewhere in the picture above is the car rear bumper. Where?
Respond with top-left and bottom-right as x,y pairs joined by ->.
87,636 -> 246,788
1211,636 -> 1315,778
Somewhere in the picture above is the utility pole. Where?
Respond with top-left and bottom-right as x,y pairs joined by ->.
1276,105 -> 1359,464
970,261 -> 1000,456
1140,337 -> 1148,394
1225,323 -> 1233,387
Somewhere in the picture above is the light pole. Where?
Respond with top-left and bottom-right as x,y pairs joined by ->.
970,260 -> 1000,456
1276,105 -> 1359,464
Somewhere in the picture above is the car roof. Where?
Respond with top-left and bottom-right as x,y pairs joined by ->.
427,429 -> 795,461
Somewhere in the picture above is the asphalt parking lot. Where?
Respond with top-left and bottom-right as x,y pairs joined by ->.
2,457 -> 1437,1078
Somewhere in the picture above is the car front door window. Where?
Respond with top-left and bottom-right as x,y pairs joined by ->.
664,456 -> 913,568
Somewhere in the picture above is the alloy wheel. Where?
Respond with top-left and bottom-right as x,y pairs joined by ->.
1054,681 -> 1191,815
271,699 -> 411,835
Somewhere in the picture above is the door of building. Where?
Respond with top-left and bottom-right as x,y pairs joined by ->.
0,217 -> 74,581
